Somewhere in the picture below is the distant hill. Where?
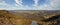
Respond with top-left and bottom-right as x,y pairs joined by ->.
8,10 -> 60,25
8,10 -> 60,20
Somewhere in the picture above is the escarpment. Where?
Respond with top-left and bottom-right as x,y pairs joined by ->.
0,10 -> 60,25
0,10 -> 32,25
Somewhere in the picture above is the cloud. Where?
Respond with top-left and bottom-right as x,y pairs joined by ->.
39,0 -> 60,10
0,0 -> 60,10
0,1 -> 32,10
33,0 -> 39,7
15,0 -> 23,6
50,0 -> 60,7
0,0 -> 24,10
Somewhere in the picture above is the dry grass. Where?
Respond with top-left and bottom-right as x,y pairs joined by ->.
0,10 -> 60,25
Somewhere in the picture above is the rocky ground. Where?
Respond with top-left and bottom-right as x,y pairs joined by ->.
0,10 -> 60,25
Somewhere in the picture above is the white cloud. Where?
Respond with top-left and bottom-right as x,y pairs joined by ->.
0,1 -> 32,10
15,0 -> 23,6
0,0 -> 60,10
38,0 -> 60,10
33,0 -> 39,7
50,0 -> 60,7
0,0 -> 23,10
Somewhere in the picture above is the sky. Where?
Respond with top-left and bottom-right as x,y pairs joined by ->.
0,0 -> 60,10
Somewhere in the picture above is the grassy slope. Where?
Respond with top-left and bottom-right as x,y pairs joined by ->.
0,10 -> 32,25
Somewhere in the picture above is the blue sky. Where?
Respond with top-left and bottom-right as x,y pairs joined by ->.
4,0 -> 45,6
0,0 -> 60,10
4,0 -> 16,5
22,0 -> 34,6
